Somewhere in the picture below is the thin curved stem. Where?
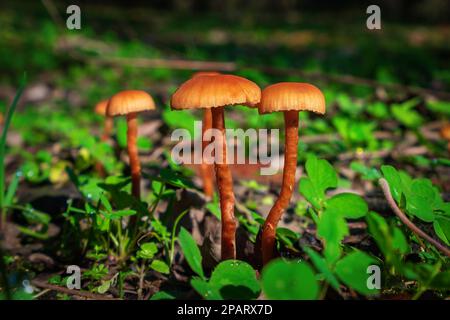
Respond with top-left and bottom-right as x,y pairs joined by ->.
261,110 -> 299,265
379,178 -> 450,257
201,109 -> 214,198
212,106 -> 236,260
127,113 -> 140,200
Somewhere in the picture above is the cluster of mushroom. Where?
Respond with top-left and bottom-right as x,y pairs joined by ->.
95,73 -> 325,266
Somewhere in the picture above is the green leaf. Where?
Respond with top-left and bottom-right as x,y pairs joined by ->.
392,98 -> 423,128
137,136 -> 152,151
335,250 -> 379,295
304,154 -> 338,200
150,291 -> 176,300
261,259 -> 319,300
116,118 -> 128,148
276,227 -> 300,247
103,209 -> 136,219
366,211 -> 410,259
100,194 -> 112,212
137,242 -> 158,259
156,168 -> 193,189
191,277 -> 221,300
4,171 -> 21,207
150,259 -> 170,274
304,247 -> 340,291
209,260 -> 260,300
326,193 -> 368,219
429,270 -> 450,290
317,210 -> 348,264
299,177 -> 321,209
350,162 -> 381,181
405,179 -> 436,222
380,165 -> 402,202
427,100 -> 450,116
162,107 -> 196,135
392,227 -> 410,254
178,227 -> 204,278
205,201 -> 221,220
434,216 -> 450,245
97,280 -> 112,294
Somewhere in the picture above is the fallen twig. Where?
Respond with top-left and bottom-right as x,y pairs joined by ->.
31,279 -> 120,300
260,67 -> 450,101
97,56 -> 236,72
379,178 -> 450,257
302,131 -> 394,144
54,34 -> 450,100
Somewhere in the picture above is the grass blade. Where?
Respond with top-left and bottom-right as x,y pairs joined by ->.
0,74 -> 26,226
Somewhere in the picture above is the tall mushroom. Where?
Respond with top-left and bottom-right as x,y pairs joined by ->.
95,99 -> 113,142
171,74 -> 261,260
259,82 -> 325,265
191,72 -> 221,199
107,90 -> 155,200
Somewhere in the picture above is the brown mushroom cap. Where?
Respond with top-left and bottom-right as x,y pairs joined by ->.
95,99 -> 109,116
259,82 -> 325,115
107,90 -> 155,116
170,74 -> 261,110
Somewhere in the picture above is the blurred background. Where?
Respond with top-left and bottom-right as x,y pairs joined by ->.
0,0 -> 449,189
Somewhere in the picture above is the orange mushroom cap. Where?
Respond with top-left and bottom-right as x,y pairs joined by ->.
440,123 -> 450,140
95,99 -> 109,116
259,82 -> 325,115
170,74 -> 261,110
191,71 -> 221,78
107,90 -> 155,117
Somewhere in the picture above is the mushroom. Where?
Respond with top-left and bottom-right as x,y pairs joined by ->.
171,74 -> 261,260
258,82 -> 325,265
440,123 -> 450,152
95,99 -> 113,142
107,90 -> 156,200
191,71 -> 221,199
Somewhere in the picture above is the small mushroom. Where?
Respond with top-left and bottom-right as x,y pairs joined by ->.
191,71 -> 221,199
259,82 -> 325,265
95,99 -> 113,142
440,123 -> 450,152
107,90 -> 156,200
171,74 -> 261,260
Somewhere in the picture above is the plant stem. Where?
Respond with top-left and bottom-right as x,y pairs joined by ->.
411,261 -> 441,300
0,244 -> 11,300
211,106 -> 236,260
318,282 -> 329,300
128,184 -> 165,258
169,209 -> 189,266
261,110 -> 299,265
379,178 -> 450,257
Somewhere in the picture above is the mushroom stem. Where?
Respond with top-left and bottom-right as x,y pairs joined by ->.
201,109 -> 214,198
126,112 -> 141,200
261,110 -> 299,265
102,116 -> 113,141
212,106 -> 236,260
